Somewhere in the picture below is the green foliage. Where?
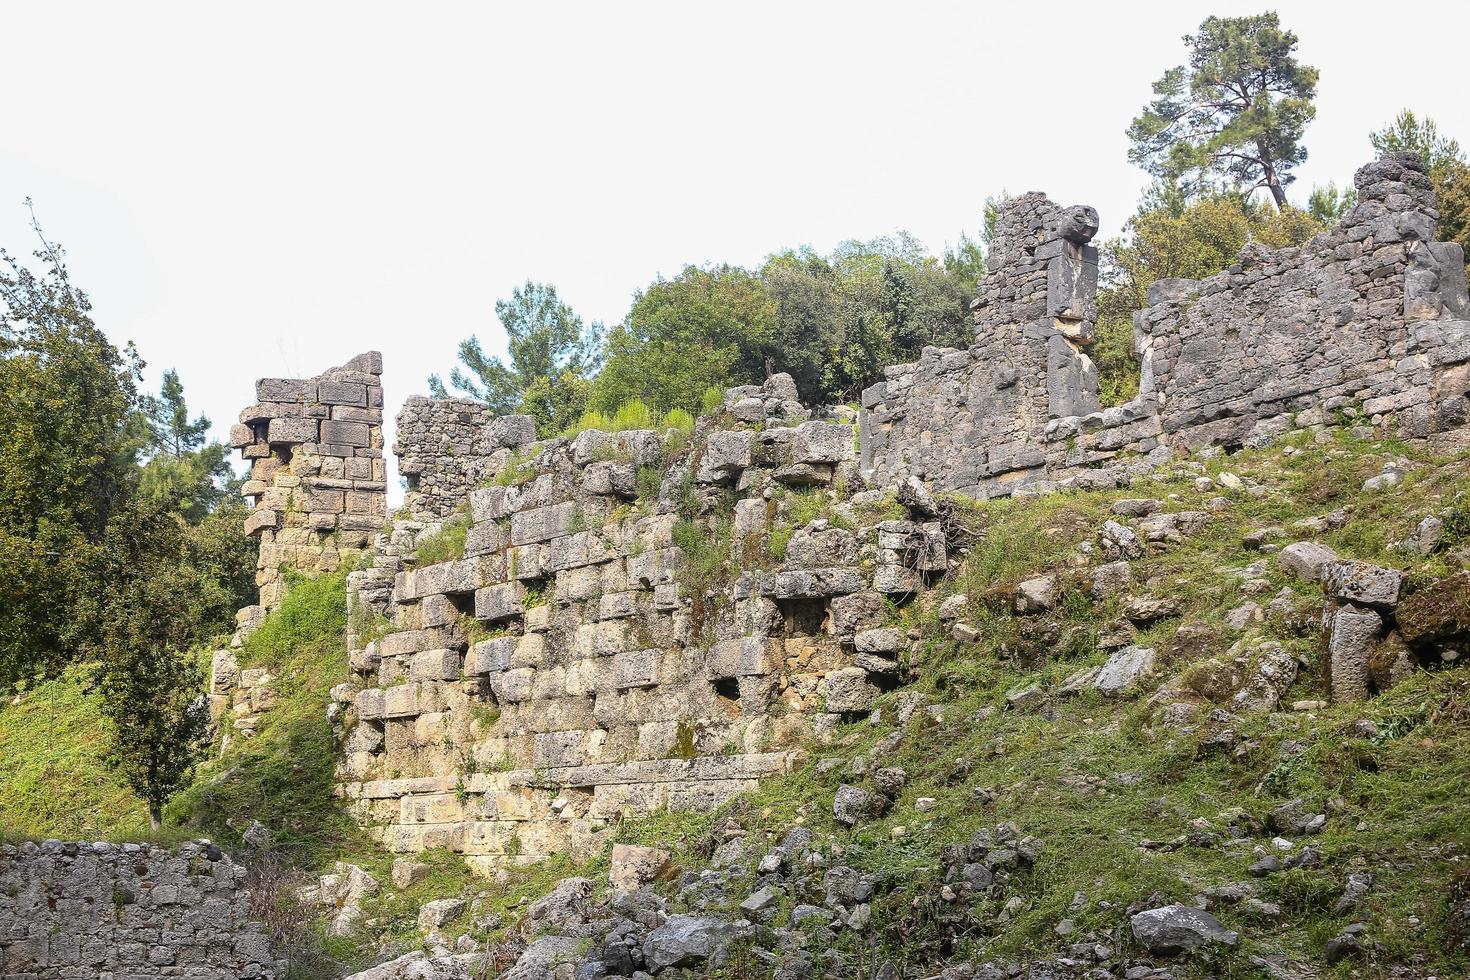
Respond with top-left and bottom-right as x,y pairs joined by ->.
0,668 -> 154,839
414,507 -> 471,566
169,571 -> 355,864
518,369 -> 592,438
429,280 -> 602,413
137,368 -> 235,521
1306,181 -> 1356,224
590,265 -> 777,417
1127,12 -> 1318,208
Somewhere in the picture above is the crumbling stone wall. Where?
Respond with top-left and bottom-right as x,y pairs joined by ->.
0,839 -> 280,979
861,153 -> 1470,497
394,396 -> 537,522
232,351 -> 388,609
860,193 -> 1102,495
331,378 -> 948,873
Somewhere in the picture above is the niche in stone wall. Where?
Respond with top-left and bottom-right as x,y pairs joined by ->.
776,596 -> 829,637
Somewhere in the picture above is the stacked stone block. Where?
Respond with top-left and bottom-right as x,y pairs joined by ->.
861,153 -> 1470,498
0,839 -> 280,979
395,396 -> 538,522
332,376 -> 943,873
232,351 -> 387,608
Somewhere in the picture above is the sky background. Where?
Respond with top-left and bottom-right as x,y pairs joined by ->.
4,1 -> 1469,496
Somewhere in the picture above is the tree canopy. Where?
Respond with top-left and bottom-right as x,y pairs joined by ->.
1127,12 -> 1318,208
1370,110 -> 1470,261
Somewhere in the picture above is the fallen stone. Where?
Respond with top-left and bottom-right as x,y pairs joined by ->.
1321,560 -> 1404,610
1094,646 -> 1157,697
391,858 -> 431,890
643,915 -> 737,971
1395,570 -> 1470,647
1277,542 -> 1339,582
1129,904 -> 1239,954
1123,597 -> 1180,623
1329,605 -> 1382,702
1015,574 -> 1060,614
833,784 -> 888,826
609,843 -> 671,892
417,898 -> 466,932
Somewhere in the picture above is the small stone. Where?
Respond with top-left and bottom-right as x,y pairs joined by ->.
1129,905 -> 1239,954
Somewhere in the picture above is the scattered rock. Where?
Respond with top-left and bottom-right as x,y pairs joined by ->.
1122,597 -> 1180,624
1321,560 -> 1404,609
610,843 -> 672,892
1277,542 -> 1339,582
1095,646 -> 1158,697
417,897 -> 467,932
1129,904 -> 1239,954
391,858 -> 431,890
1015,574 -> 1060,614
833,784 -> 888,826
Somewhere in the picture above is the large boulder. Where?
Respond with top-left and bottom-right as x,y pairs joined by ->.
1277,542 -> 1338,582
1129,905 -> 1239,954
643,915 -> 737,971
609,843 -> 671,892
1396,570 -> 1470,647
1094,646 -> 1157,697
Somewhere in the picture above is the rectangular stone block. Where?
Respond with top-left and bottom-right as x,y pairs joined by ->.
378,628 -> 457,658
410,648 -> 463,682
476,583 -> 523,622
319,380 -> 368,406
612,648 -> 659,689
465,637 -> 515,675
511,501 -> 579,546
346,490 -> 385,516
406,557 -> 480,598
470,486 -> 519,522
383,683 -> 422,719
707,637 -> 777,678
267,417 -> 318,444
303,488 -> 345,513
320,419 -> 371,447
256,378 -> 316,402
490,667 -> 535,703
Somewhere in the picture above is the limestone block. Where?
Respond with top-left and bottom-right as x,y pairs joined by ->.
267,416 -> 318,444
598,591 -> 638,620
513,633 -> 549,667
1329,605 -> 1382,702
830,591 -> 885,638
736,567 -> 867,599
320,419 -> 371,447
584,460 -> 638,497
465,637 -> 515,675
611,648 -> 660,689
257,378 -> 316,402
1094,646 -> 1157,697
533,731 -> 585,768
470,485 -> 520,522
1277,541 -> 1339,582
574,620 -> 633,658
785,525 -> 858,569
383,684 -> 422,719
695,430 -> 754,483
610,843 -> 672,891
410,649 -> 462,682
854,627 -> 904,654
707,637 -> 778,678
628,547 -> 682,589
821,667 -> 879,712
791,420 -> 855,465
511,502 -> 578,546
475,583 -> 524,622
1014,574 -> 1059,613
1321,560 -> 1404,609
210,650 -> 240,694
544,530 -> 617,572
401,557 -> 480,599
872,563 -> 921,594
243,508 -> 279,536
464,520 -> 505,557
491,668 -> 535,703
378,628 -> 458,658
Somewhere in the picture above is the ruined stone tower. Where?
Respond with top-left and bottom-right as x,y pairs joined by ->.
231,352 -> 388,610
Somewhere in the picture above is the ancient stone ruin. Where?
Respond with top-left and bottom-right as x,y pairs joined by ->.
231,351 -> 388,611
0,839 -> 280,979
862,153 -> 1470,495
218,152 -> 1470,874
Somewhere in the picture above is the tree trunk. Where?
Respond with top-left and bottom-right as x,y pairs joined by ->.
1258,143 -> 1288,210
149,806 -> 162,832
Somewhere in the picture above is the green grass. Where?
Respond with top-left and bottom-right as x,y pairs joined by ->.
0,667 -> 155,841
168,569 -> 359,865
414,506 -> 471,566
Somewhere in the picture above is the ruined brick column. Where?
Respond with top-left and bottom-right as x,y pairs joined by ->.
231,351 -> 388,609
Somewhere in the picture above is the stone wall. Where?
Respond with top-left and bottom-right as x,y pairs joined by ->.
860,153 -> 1470,498
0,839 -> 280,979
331,378 -> 946,873
232,351 -> 388,609
395,396 -> 537,522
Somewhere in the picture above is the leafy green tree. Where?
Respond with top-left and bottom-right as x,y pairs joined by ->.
760,248 -> 844,400
137,369 -> 235,521
429,281 -> 602,421
1307,182 -> 1356,224
1,208 -> 142,685
590,265 -> 777,416
1128,12 -> 1318,208
519,369 -> 592,435
1370,110 -> 1470,260
91,499 -> 210,830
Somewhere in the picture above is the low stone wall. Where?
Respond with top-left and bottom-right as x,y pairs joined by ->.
0,839 -> 280,979
861,153 -> 1470,498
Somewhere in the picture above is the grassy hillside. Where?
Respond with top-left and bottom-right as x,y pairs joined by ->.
0,668 -> 152,841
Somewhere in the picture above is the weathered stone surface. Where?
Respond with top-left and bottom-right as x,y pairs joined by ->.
0,841 -> 282,979
832,784 -> 888,825
821,667 -> 879,712
1277,542 -> 1340,582
1094,645 -> 1157,696
1014,574 -> 1059,613
1322,560 -> 1404,609
1130,905 -> 1239,954
643,915 -> 738,971
609,843 -> 671,891
417,897 -> 467,931
1329,605 -> 1383,702
1396,570 -> 1470,646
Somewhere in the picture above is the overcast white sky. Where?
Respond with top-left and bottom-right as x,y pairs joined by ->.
4,1 -> 1469,492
